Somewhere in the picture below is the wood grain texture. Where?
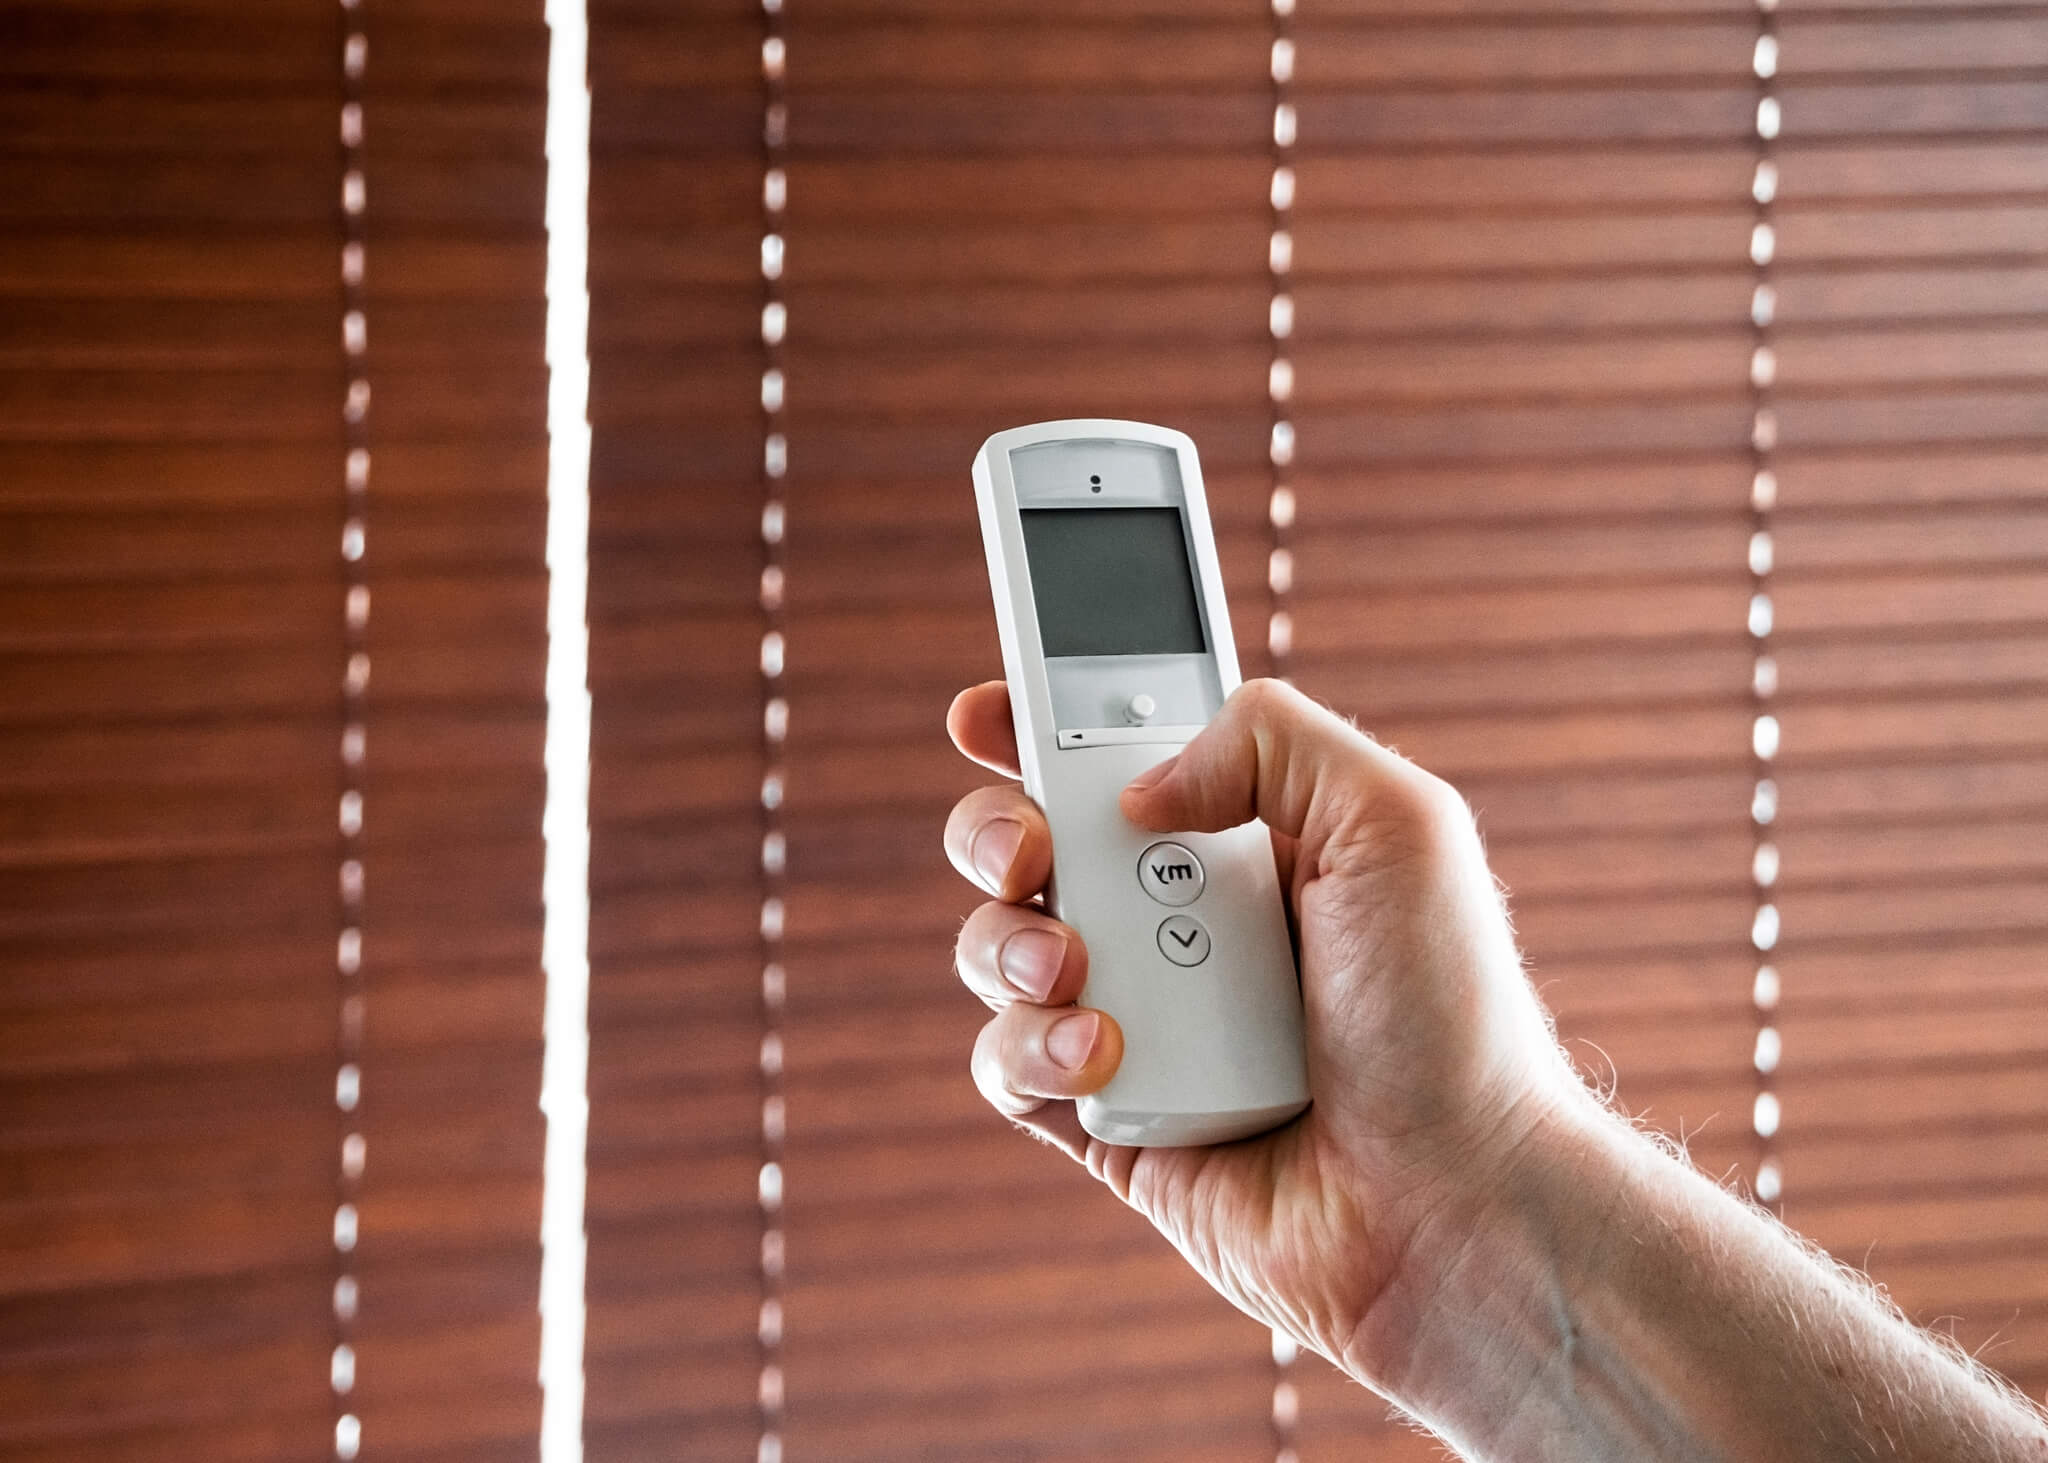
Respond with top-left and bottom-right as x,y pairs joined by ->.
0,0 -> 553,1455
577,0 -> 2048,1454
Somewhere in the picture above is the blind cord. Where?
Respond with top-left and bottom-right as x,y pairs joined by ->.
1266,1 -> 1304,1459
756,4 -> 793,1461
331,0 -> 374,1454
1745,0 -> 1788,1217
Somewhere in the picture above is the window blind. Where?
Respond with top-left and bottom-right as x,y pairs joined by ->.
1277,2 -> 2048,1446
584,0 -> 2046,1457
0,3 -> 554,1459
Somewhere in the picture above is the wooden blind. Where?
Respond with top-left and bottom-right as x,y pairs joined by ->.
586,0 -> 2047,1457
0,2 -> 554,1459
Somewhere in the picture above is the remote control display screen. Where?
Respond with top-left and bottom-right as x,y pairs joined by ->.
1021,507 -> 1208,658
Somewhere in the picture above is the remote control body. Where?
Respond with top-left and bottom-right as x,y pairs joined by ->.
971,419 -> 1309,1147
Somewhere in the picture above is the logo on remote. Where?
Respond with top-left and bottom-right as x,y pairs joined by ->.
1151,861 -> 1195,883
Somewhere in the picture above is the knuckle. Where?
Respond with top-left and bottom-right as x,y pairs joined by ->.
1231,676 -> 1292,726
954,902 -> 1013,1001
1407,769 -> 1474,831
968,1019 -> 1010,1106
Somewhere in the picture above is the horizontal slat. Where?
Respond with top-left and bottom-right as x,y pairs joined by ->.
0,967 -> 541,1077
0,298 -> 546,372
610,16 -> 1268,90
6,1121 -> 537,1235
2,776 -> 543,875
1,1044 -> 542,1150
1789,1187 -> 2048,1258
1294,324 -> 2048,403
779,1250 -> 1232,1345
1309,629 -> 2048,723
5,1337 -> 542,1457
0,574 -> 546,651
0,154 -> 546,232
611,12 -> 2048,92
1296,578 -> 1746,650
1292,448 -> 2044,528
611,140 -> 2046,229
1,368 -> 546,439
0,441 -> 545,511
1769,694 -> 2048,762
1777,755 -> 2048,827
1296,139 -> 2048,213
609,275 -> 2048,361
0,1334 -> 329,1447
1298,569 -> 2048,654
1777,568 -> 2048,634
709,343 -> 1274,416
596,279 -> 1269,349
0,712 -> 540,790
0,238 -> 543,301
1290,205 -> 2048,279
1776,818 -> 2048,889
1777,1061 -> 2048,1141
1780,1003 -> 2048,1084
637,0 -> 1739,14
1778,876 -> 2048,946
1,504 -> 545,581
1774,939 -> 2048,1011
0,91 -> 541,156
0,641 -> 543,726
588,817 -> 760,899
1777,388 -> 2048,450
784,1357 -> 1273,1463
1296,514 -> 1749,586
600,91 -> 1274,153
782,1308 -> 1268,1414
0,1248 -> 535,1365
0,9 -> 547,87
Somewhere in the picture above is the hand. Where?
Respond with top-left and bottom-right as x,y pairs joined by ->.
942,678 -> 1587,1383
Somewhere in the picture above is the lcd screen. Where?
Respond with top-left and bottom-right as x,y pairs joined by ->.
1020,507 -> 1207,658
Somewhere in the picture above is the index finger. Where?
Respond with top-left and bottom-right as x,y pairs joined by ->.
946,680 -> 1021,779
1118,678 -> 1455,872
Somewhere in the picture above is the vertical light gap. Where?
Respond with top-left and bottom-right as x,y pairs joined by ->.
539,0 -> 593,1457
332,2 -> 371,1458
1744,0 -> 1785,1215
755,5 -> 791,1461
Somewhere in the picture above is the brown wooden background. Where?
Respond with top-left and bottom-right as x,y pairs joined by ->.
3,0 -> 2045,1459
588,1 -> 2048,1459
1,1 -> 553,1459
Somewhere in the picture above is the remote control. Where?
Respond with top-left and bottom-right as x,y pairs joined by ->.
971,419 -> 1310,1147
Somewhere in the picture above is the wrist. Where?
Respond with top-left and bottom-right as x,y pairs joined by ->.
1342,1080 -> 1626,1441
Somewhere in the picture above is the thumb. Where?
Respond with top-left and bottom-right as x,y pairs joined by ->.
1119,679 -> 1445,851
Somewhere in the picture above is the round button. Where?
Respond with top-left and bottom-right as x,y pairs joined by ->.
1125,693 -> 1157,725
1156,916 -> 1211,967
1137,842 -> 1204,906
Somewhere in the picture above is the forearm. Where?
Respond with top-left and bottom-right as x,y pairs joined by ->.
1357,1094 -> 2048,1462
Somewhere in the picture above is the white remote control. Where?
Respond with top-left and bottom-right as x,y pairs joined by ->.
972,419 -> 1310,1147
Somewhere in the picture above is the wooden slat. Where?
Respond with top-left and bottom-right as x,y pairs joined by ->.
581,0 -> 2048,1448
0,1 -> 553,1454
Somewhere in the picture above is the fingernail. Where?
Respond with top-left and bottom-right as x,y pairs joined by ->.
1126,753 -> 1179,793
1045,1011 -> 1100,1072
998,929 -> 1066,1001
971,817 -> 1025,894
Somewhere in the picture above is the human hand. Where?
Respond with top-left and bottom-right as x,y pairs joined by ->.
942,677 -> 1588,1384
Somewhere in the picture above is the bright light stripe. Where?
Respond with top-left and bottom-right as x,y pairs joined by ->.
539,0 -> 592,1457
